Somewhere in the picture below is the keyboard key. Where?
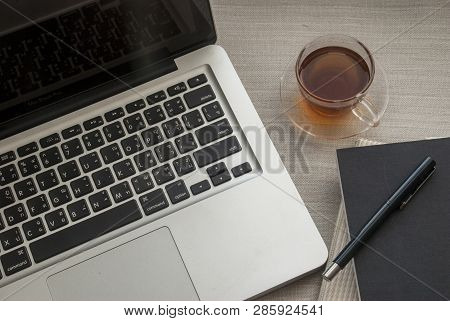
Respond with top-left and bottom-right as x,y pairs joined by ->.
195,118 -> 233,146
14,178 -> 37,200
144,105 -> 166,125
30,200 -> 142,263
79,152 -> 101,173
1,247 -> 31,276
100,143 -> 123,164
4,203 -> 27,226
190,180 -> 211,195
62,125 -> 83,139
131,172 -> 154,194
173,155 -> 196,176
18,155 -> 41,176
70,176 -> 93,198
0,187 -> 15,209
152,164 -> 175,185
82,130 -> 105,151
182,110 -> 204,129
83,116 -> 104,131
154,142 -> 177,162
22,218 -> 46,241
146,90 -> 166,105
0,227 -> 23,251
139,189 -> 169,215
45,209 -> 68,231
26,194 -> 50,216
113,159 -> 136,180
103,122 -> 126,142
0,217 -> 4,231
175,133 -> 198,154
61,138 -> 84,159
134,150 -> 157,171
39,133 -> 61,148
206,162 -> 228,177
165,180 -> 190,204
58,161 -> 81,182
141,127 -> 164,147
105,107 -> 125,122
67,199 -> 90,222
207,162 -> 232,186
232,162 -> 253,177
184,85 -> 215,108
193,136 -> 242,167
40,147 -> 63,168
0,151 -> 16,167
167,82 -> 187,96
92,168 -> 115,189
187,74 -> 207,88
208,163 -> 232,187
125,99 -> 146,114
89,190 -> 112,212
49,185 -> 72,207
0,164 -> 19,186
17,142 -> 38,157
121,135 -> 144,156
162,118 -> 184,138
36,169 -> 59,191
202,101 -> 224,122
110,181 -> 133,203
123,114 -> 146,134
164,97 -> 186,117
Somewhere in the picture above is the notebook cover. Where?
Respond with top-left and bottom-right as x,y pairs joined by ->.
336,138 -> 450,301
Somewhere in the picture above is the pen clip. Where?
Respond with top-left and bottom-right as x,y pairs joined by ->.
399,166 -> 436,210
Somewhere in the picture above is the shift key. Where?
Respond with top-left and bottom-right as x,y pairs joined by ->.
193,136 -> 242,167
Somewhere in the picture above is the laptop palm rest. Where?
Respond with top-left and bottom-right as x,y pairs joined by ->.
46,227 -> 199,300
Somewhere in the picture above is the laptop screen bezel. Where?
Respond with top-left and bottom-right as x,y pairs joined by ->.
0,0 -> 217,139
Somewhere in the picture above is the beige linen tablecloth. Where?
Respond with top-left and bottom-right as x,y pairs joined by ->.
210,0 -> 450,300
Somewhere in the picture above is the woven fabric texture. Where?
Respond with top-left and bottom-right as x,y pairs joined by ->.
211,0 -> 450,300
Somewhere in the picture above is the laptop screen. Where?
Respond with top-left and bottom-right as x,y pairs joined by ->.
0,0 -> 215,135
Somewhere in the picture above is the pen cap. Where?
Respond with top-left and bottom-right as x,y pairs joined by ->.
387,156 -> 436,208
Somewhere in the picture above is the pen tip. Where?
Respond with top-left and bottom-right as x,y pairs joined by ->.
322,262 -> 341,281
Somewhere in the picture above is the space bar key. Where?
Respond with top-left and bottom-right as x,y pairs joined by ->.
30,200 -> 143,263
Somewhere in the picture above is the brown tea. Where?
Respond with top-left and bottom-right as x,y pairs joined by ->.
298,46 -> 370,102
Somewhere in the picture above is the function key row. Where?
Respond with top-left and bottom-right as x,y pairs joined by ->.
125,99 -> 146,114
3,73 -> 210,159
105,107 -> 125,122
167,82 -> 187,97
187,74 -> 207,88
146,73 -> 208,105
17,142 -> 38,158
62,124 -> 83,140
83,116 -> 104,131
39,133 -> 61,149
0,151 -> 16,167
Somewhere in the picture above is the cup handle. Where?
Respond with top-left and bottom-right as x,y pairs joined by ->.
352,97 -> 381,127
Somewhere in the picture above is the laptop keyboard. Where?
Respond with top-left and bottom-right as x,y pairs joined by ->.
0,73 -> 254,282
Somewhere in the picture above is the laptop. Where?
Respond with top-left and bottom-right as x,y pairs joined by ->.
0,0 -> 327,300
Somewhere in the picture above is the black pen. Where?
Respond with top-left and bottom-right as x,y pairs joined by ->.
322,156 -> 436,281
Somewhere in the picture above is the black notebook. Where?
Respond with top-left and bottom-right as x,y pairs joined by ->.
337,138 -> 450,301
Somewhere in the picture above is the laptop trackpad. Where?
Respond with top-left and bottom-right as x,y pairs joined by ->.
47,227 -> 199,300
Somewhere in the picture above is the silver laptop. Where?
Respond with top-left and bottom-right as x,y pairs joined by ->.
0,0 -> 327,300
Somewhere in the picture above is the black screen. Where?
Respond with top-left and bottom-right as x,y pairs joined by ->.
0,0 -> 215,136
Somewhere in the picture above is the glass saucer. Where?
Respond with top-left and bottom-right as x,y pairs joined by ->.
280,54 -> 389,139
